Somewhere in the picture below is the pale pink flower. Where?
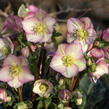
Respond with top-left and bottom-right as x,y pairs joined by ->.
50,43 -> 86,78
0,55 -> 34,88
33,79 -> 53,97
22,9 -> 56,43
102,28 -> 109,42
67,17 -> 96,52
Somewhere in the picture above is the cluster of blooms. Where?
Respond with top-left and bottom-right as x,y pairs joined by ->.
0,4 -> 109,109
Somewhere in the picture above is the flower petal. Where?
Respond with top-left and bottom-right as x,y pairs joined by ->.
8,77 -> 23,88
65,43 -> 83,59
28,5 -> 39,13
0,67 -> 13,82
50,54 -> 66,73
3,54 -> 20,67
67,18 -> 83,33
41,33 -> 52,42
62,65 -> 78,78
75,59 -> 86,71
80,17 -> 93,29
19,67 -> 34,83
22,17 -> 38,34
26,33 -> 43,43
44,16 -> 56,31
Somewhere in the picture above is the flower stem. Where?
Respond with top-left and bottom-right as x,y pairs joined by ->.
17,87 -> 23,101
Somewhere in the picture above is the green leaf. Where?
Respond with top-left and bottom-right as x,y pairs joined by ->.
37,100 -> 44,109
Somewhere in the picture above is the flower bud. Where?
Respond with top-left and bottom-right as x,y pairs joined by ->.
76,98 -> 82,105
21,47 -> 29,58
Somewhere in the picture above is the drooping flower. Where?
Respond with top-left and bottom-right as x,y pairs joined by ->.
33,79 -> 53,97
58,89 -> 72,104
88,47 -> 104,59
0,37 -> 14,60
90,59 -> 108,81
67,17 -> 96,52
22,9 -> 56,43
102,28 -> 109,42
50,43 -> 86,78
0,88 -> 11,103
1,16 -> 23,37
0,55 -> 34,88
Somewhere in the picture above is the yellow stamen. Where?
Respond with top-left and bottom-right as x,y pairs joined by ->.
2,47 -> 10,55
62,55 -> 75,67
33,23 -> 47,35
9,64 -> 22,77
77,28 -> 88,40
39,83 -> 48,93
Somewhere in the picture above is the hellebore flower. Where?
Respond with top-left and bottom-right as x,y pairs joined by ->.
0,55 -> 34,88
67,17 -> 96,52
0,37 -> 14,60
88,47 -> 104,59
50,43 -> 86,78
58,89 -> 72,104
22,9 -> 56,43
33,79 -> 53,97
90,59 -> 108,81
0,88 -> 11,103
2,16 -> 23,37
102,28 -> 109,42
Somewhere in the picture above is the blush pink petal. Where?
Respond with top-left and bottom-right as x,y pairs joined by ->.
67,18 -> 83,33
0,66 -> 13,82
102,28 -> 109,42
26,33 -> 43,43
8,77 -> 23,88
62,65 -> 78,78
24,12 -> 36,20
50,54 -> 66,73
22,17 -> 38,34
3,54 -> 20,67
19,67 -> 34,84
65,43 -> 83,59
40,33 -> 52,42
80,17 -> 93,29
44,16 -> 56,30
28,5 -> 39,13
75,59 -> 86,71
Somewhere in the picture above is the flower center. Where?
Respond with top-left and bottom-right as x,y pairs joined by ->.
33,23 -> 47,35
9,64 -> 22,77
39,83 -> 48,93
62,55 -> 75,67
2,47 -> 10,56
77,28 -> 88,40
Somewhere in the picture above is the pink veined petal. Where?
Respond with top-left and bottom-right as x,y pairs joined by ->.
50,54 -> 66,73
8,77 -> 23,88
67,18 -> 83,34
0,66 -> 13,82
80,17 -> 93,29
26,33 -> 43,43
41,33 -> 52,42
65,43 -> 83,59
3,54 -> 20,67
75,58 -> 86,72
56,44 -> 68,56
43,16 -> 56,30
62,65 -> 78,78
24,12 -> 36,20
18,67 -> 34,84
87,29 -> 96,45
22,17 -> 39,34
